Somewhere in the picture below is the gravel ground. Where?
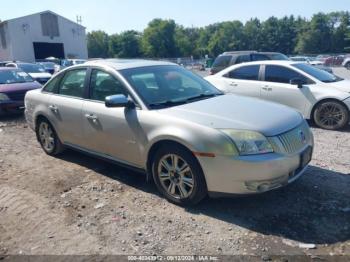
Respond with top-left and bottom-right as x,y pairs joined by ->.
0,67 -> 349,258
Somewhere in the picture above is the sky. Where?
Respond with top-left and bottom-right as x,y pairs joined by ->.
1,0 -> 349,34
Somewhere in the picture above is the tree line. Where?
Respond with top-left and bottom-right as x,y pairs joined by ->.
87,11 -> 350,59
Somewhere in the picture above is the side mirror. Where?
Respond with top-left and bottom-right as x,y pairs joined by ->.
105,94 -> 135,108
290,78 -> 305,89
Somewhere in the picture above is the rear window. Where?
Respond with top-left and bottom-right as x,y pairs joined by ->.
227,65 -> 260,80
212,55 -> 232,68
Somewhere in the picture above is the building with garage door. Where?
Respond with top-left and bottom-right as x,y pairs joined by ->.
0,10 -> 88,62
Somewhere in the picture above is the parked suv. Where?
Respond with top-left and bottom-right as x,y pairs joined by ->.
210,51 -> 289,74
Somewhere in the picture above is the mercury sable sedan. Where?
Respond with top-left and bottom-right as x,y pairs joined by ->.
25,59 -> 314,205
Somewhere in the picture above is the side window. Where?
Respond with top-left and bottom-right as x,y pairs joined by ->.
212,55 -> 232,68
227,65 -> 260,81
90,70 -> 127,102
265,65 -> 308,84
235,55 -> 250,64
58,69 -> 87,98
251,54 -> 269,61
43,74 -> 62,93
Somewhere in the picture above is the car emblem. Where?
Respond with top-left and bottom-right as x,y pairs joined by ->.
299,130 -> 307,144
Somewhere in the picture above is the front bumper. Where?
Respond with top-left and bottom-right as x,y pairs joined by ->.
198,146 -> 312,195
0,101 -> 25,114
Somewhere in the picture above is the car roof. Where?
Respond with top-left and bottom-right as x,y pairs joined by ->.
84,59 -> 176,70
233,60 -> 299,66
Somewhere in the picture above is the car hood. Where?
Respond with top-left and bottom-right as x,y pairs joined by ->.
157,95 -> 303,137
28,72 -> 52,79
0,81 -> 42,93
328,80 -> 350,93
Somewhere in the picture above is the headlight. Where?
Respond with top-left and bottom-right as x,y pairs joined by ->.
0,93 -> 10,101
220,130 -> 274,156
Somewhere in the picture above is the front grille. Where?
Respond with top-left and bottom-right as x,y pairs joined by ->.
7,91 -> 26,101
269,121 -> 312,154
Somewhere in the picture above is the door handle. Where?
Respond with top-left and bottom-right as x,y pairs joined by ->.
230,82 -> 238,87
262,86 -> 273,91
49,105 -> 58,113
85,114 -> 98,122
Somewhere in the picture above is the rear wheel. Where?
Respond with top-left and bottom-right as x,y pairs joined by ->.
152,145 -> 207,206
346,62 -> 350,70
313,101 -> 349,130
36,118 -> 65,155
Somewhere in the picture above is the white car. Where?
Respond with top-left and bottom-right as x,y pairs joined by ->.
343,57 -> 350,70
206,61 -> 350,130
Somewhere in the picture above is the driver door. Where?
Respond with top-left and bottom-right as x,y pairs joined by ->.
82,69 -> 142,166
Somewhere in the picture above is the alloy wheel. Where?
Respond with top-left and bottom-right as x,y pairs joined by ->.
157,154 -> 195,199
38,122 -> 55,152
317,102 -> 347,129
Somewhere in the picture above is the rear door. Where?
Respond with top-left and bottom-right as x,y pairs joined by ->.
219,64 -> 262,98
48,68 -> 87,146
260,65 -> 314,115
82,69 -> 142,166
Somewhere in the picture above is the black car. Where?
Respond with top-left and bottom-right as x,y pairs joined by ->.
210,51 -> 289,74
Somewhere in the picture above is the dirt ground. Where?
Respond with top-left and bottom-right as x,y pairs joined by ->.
0,68 -> 350,258
0,117 -> 349,258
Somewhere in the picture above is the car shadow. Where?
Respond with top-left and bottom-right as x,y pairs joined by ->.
57,150 -> 350,245
307,120 -> 350,132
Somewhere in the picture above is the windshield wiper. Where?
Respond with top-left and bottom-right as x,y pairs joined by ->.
149,93 -> 223,109
185,93 -> 223,102
148,100 -> 188,108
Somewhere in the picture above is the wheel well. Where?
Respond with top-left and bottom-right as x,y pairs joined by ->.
146,140 -> 196,180
310,98 -> 348,121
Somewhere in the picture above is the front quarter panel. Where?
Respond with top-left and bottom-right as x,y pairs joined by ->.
136,110 -> 238,166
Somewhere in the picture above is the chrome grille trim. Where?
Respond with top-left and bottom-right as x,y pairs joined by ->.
269,121 -> 312,155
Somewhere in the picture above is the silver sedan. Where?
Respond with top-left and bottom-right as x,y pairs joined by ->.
25,59 -> 314,205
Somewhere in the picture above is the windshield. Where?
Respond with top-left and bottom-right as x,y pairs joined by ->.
293,63 -> 343,83
18,64 -> 46,73
120,65 -> 222,108
0,70 -> 33,84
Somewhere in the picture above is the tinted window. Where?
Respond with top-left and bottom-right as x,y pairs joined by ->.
90,70 -> 127,101
236,55 -> 250,64
264,53 -> 289,60
227,65 -> 260,80
58,69 -> 86,98
251,54 -> 269,61
212,55 -> 232,68
43,74 -> 62,93
292,63 -> 342,83
265,65 -> 309,84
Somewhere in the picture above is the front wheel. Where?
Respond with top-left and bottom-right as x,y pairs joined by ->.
152,145 -> 207,206
313,101 -> 349,130
36,118 -> 65,155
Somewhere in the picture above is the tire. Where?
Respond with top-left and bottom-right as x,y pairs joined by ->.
36,118 -> 65,155
346,62 -> 350,70
313,101 -> 349,130
152,145 -> 207,206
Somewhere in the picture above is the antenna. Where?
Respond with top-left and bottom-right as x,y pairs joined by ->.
76,15 -> 82,25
